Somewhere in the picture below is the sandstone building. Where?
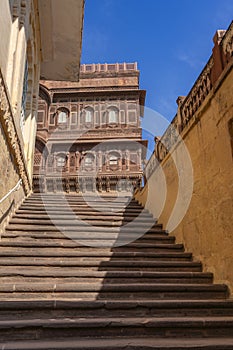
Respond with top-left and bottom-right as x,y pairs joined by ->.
33,63 -> 147,193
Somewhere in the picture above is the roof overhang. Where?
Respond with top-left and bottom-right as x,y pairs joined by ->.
38,0 -> 84,82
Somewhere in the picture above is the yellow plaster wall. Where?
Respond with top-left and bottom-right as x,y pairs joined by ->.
136,65 -> 233,295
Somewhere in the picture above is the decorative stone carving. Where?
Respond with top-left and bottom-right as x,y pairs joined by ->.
222,22 -> 233,60
0,70 -> 30,194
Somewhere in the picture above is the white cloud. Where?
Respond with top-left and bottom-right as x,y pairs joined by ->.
176,53 -> 204,69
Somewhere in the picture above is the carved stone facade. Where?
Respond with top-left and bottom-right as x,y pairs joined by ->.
33,63 -> 147,193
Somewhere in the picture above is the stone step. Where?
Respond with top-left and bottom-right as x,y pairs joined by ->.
0,268 -> 212,281
1,337 -> 233,350
0,316 -> 232,341
0,250 -> 192,262
0,276 -> 212,285
24,196 -> 139,203
0,293 -> 228,301
5,224 -> 162,233
2,231 -> 169,240
26,194 -> 137,199
1,192 -> 232,345
0,235 -> 177,246
0,244 -> 187,253
2,299 -> 233,319
14,212 -> 153,219
9,218 -> 156,227
21,202 -> 144,210
0,273 -> 212,285
18,205 -> 150,214
0,283 -> 227,297
0,258 -> 202,270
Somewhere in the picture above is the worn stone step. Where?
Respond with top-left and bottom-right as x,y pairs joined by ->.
0,258 -> 202,270
21,202 -> 144,210
14,212 -> 153,220
0,268 -> 211,282
0,251 -> 192,263
2,299 -> 233,319
1,337 -> 233,350
5,224 -> 162,233
0,244 -> 188,253
0,235 -> 177,246
0,274 -> 211,285
2,230 -> 169,240
18,203 -> 149,217
26,196 -> 137,200
0,276 -> 212,285
2,234 -> 170,246
0,282 -> 227,297
23,201 -> 142,208
24,196 -> 140,203
9,215 -> 155,223
8,218 -> 155,228
2,192 -> 232,344
0,316 -> 232,340
0,241 -> 187,253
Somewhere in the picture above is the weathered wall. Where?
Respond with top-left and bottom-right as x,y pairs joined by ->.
136,63 -> 233,295
0,123 -> 24,234
0,0 -> 40,229
0,1 -> 12,81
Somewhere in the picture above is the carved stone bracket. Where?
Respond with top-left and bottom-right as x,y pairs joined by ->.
222,21 -> 233,60
0,69 -> 31,195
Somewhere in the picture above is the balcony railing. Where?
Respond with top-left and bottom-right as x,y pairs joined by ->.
144,20 -> 233,179
80,63 -> 138,74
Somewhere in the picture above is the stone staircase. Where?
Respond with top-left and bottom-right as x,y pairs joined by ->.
0,193 -> 233,349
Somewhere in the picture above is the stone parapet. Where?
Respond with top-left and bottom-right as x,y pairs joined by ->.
80,62 -> 138,74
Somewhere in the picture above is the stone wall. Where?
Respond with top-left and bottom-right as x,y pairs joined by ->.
135,25 -> 233,294
0,122 -> 25,234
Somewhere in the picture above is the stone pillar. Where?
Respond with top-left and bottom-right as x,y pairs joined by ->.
98,177 -> 102,192
212,30 -> 226,85
176,96 -> 186,132
126,150 -> 130,171
53,178 -> 57,193
118,151 -> 122,171
53,153 -> 57,172
65,178 -> 70,193
75,177 -> 79,193
138,149 -> 142,171
98,151 -> 102,171
66,153 -> 70,172
75,151 -> 80,171
106,177 -> 110,192
106,152 -> 109,171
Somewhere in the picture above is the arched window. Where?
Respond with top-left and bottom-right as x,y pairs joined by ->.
109,154 -> 118,165
85,109 -> 93,123
84,108 -> 94,123
109,110 -> 117,123
58,111 -> 67,124
109,152 -> 121,170
84,153 -> 95,168
108,107 -> 119,124
56,107 -> 69,125
57,155 -> 66,168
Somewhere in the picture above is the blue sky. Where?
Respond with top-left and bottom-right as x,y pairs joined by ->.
81,0 -> 232,153
81,0 -> 232,118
